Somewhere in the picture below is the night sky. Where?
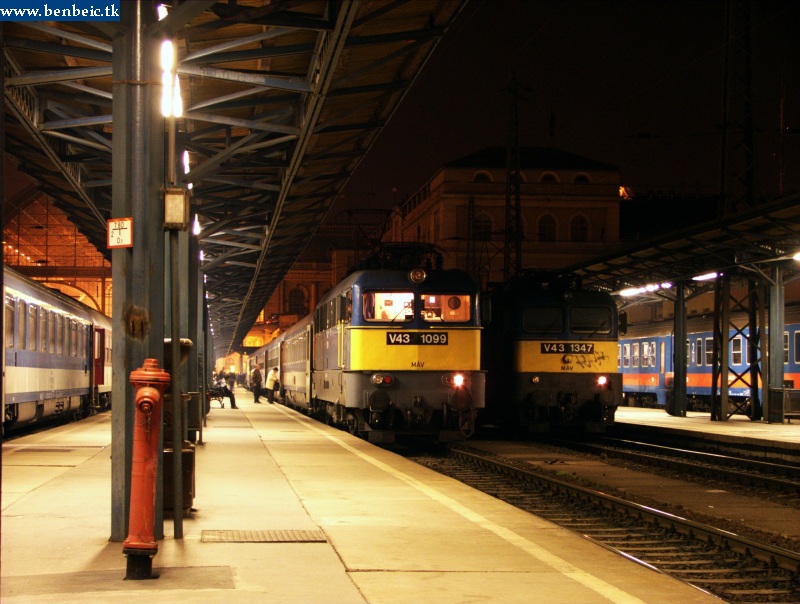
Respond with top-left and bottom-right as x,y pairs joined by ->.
337,0 -> 799,218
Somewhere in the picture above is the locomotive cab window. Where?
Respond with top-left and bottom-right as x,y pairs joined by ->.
363,291 -> 414,322
570,306 -> 612,334
522,307 -> 563,334
421,294 -> 471,322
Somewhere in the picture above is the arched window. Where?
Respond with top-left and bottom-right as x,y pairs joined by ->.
538,214 -> 557,242
539,172 -> 558,183
573,173 -> 590,184
474,214 -> 492,241
288,286 -> 308,316
570,215 -> 589,242
473,171 -> 492,182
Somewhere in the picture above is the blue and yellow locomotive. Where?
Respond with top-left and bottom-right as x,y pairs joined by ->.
254,266 -> 486,442
482,273 -> 620,433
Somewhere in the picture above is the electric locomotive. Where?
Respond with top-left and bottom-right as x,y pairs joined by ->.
3,266 -> 112,435
258,266 -> 486,442
482,273 -> 620,434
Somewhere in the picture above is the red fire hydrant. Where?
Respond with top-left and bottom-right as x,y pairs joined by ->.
123,359 -> 171,580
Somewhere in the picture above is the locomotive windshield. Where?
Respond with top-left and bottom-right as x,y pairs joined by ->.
571,306 -> 613,334
421,294 -> 471,322
363,291 -> 414,322
522,307 -> 563,334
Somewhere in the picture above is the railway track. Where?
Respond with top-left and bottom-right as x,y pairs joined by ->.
540,435 -> 800,507
410,445 -> 800,603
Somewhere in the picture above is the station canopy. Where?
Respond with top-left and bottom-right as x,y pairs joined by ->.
571,192 -> 800,304
2,0 -> 468,354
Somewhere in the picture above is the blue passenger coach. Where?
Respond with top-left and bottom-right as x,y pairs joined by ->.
3,266 -> 112,435
619,307 -> 800,411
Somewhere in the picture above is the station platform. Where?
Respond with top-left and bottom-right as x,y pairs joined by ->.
614,406 -> 800,456
2,388 -> 722,604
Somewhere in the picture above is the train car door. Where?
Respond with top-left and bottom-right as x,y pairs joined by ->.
93,328 -> 106,385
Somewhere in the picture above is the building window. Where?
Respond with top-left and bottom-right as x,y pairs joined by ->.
539,172 -> 558,183
538,214 -> 556,242
474,214 -> 492,241
570,215 -> 589,242
573,173 -> 590,184
288,286 -> 308,316
473,171 -> 492,182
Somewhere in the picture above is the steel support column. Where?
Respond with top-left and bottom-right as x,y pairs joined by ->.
767,264 -> 785,412
110,2 -> 166,541
670,281 -> 687,416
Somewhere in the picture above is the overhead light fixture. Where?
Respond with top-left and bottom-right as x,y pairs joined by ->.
617,282 -> 673,297
692,272 -> 718,281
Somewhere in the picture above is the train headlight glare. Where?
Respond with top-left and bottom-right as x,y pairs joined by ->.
452,373 -> 465,388
597,375 -> 608,387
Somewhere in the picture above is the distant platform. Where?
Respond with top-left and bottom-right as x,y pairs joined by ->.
614,406 -> 800,450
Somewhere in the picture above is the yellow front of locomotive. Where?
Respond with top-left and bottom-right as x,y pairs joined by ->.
339,268 -> 485,441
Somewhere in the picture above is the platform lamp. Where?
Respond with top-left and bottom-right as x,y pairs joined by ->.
160,23 -> 188,540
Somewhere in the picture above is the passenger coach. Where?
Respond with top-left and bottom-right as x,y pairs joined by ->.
3,266 -> 112,435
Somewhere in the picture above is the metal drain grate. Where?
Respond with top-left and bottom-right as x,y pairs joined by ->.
201,529 -> 327,543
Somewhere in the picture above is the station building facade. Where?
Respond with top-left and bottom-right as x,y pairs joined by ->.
375,146 -> 624,289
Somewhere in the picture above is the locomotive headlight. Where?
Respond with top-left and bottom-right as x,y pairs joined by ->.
531,376 -> 541,384
443,373 -> 466,388
409,268 -> 427,283
596,375 -> 608,387
371,373 -> 393,385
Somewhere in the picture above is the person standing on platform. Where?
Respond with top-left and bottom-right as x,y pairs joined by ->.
265,367 -> 280,404
251,366 -> 263,404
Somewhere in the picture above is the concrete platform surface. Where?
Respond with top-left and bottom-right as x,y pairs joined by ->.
3,391 -> 723,603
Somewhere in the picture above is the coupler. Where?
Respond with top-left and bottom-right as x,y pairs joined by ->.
123,359 -> 171,580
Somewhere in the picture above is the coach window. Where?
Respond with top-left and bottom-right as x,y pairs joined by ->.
646,341 -> 656,367
704,338 -> 713,365
422,294 -> 470,322
39,310 -> 48,353
522,307 -> 563,334
632,342 -> 640,368
48,312 -> 56,353
641,342 -> 650,367
784,331 -> 789,364
5,296 -> 14,348
17,300 -> 26,349
794,332 -> 800,365
731,336 -> 743,365
695,338 -> 703,366
363,291 -> 414,322
622,343 -> 630,368
28,305 -> 38,351
56,314 -> 63,355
